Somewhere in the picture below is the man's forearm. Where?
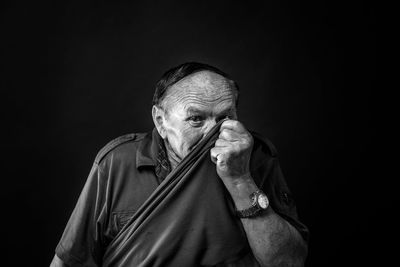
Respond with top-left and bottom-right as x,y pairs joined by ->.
241,208 -> 307,267
225,177 -> 308,267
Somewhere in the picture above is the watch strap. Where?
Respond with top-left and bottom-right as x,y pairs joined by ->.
236,204 -> 262,218
235,190 -> 267,218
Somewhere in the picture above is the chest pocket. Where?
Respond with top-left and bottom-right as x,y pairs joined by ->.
111,210 -> 137,236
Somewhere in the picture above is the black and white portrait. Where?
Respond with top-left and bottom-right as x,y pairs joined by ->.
1,1 -> 378,266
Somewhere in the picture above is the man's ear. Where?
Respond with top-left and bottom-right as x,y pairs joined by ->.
152,105 -> 166,139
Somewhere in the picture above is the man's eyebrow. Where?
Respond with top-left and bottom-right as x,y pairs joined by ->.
185,106 -> 234,116
186,106 -> 207,114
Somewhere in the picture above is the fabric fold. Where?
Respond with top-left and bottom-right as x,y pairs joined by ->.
102,120 -> 250,267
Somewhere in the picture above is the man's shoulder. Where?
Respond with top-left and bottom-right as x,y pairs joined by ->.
94,132 -> 148,165
250,131 -> 278,158
249,131 -> 279,176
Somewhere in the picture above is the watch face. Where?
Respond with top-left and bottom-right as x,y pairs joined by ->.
257,194 -> 269,209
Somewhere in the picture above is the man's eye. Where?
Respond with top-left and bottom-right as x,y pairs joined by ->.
189,116 -> 203,122
187,116 -> 204,126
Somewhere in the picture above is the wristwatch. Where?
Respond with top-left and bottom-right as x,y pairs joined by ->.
236,190 -> 269,218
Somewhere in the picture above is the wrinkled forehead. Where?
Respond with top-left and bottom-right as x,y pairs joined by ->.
162,71 -> 237,109
176,70 -> 234,91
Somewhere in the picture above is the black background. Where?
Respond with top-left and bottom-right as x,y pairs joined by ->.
1,1 -> 378,266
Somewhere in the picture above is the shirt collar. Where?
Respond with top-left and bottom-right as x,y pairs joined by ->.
136,128 -> 171,181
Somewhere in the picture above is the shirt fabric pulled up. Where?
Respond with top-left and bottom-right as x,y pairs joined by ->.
55,127 -> 309,267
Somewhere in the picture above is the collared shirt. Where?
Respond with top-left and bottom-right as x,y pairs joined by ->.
133,127 -> 171,183
55,128 -> 308,267
56,129 -> 172,266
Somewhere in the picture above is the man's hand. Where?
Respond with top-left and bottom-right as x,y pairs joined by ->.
210,120 -> 307,267
210,120 -> 254,186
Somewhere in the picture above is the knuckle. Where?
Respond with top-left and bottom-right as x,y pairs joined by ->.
221,120 -> 229,126
220,130 -> 229,138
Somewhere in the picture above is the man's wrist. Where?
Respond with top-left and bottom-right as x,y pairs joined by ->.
222,172 -> 255,189
235,190 -> 270,218
223,174 -> 260,210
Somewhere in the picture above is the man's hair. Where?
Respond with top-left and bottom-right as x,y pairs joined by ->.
152,62 -> 239,107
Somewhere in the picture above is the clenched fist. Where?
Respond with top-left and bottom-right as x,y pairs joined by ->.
210,120 -> 254,185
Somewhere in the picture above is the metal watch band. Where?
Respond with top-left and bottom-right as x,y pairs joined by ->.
236,204 -> 262,218
235,190 -> 267,218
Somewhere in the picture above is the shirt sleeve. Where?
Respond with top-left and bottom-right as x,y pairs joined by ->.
261,157 -> 309,242
55,163 -> 108,267
250,136 -> 309,243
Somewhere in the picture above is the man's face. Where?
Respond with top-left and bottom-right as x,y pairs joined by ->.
155,71 -> 237,161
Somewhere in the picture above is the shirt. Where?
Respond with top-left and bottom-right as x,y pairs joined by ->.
55,128 -> 309,267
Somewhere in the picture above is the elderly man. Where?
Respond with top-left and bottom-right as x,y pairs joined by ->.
51,62 -> 308,267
